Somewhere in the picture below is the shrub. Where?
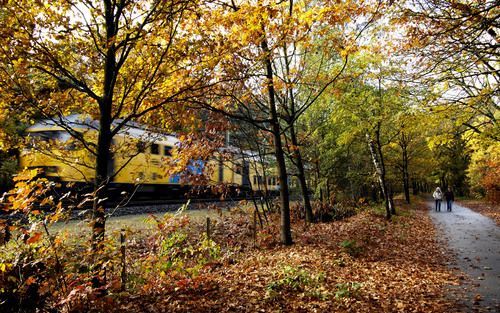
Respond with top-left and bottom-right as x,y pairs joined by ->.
266,265 -> 327,299
468,143 -> 500,203
135,211 -> 222,293
0,243 -> 50,313
313,201 -> 357,222
334,282 -> 362,299
339,240 -> 363,257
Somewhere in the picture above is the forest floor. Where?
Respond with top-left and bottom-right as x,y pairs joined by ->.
10,198 -> 499,312
429,200 -> 500,312
110,199 -> 466,313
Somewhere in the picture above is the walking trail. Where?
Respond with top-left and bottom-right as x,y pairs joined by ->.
429,200 -> 500,312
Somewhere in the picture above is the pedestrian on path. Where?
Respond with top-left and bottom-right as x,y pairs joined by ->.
444,187 -> 454,212
433,187 -> 443,211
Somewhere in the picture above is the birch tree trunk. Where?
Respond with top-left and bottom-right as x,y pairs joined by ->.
366,132 -> 391,220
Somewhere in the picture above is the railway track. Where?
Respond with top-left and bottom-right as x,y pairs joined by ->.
110,196 -> 247,207
1,195 -> 273,221
102,197 -> 249,218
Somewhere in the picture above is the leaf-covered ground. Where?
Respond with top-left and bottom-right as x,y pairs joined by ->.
115,201 -> 462,313
458,200 -> 500,226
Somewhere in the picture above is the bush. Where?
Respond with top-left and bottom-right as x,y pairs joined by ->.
468,142 -> 500,203
0,156 -> 17,192
133,211 -> 222,293
0,244 -> 51,313
312,202 -> 357,222
334,282 -> 362,299
339,240 -> 363,257
266,265 -> 326,300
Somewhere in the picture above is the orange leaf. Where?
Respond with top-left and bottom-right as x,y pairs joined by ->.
26,232 -> 42,244
25,276 -> 37,286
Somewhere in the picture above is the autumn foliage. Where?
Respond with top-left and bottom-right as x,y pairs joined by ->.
0,0 -> 498,311
481,160 -> 500,204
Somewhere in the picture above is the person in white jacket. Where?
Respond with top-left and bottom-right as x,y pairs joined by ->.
433,187 -> 443,212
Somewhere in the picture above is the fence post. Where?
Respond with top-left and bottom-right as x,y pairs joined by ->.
206,217 -> 211,240
120,228 -> 126,291
253,210 -> 257,248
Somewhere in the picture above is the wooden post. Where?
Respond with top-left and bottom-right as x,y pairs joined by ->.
253,210 -> 257,248
120,228 -> 126,291
304,205 -> 309,231
251,196 -> 263,228
206,217 -> 211,240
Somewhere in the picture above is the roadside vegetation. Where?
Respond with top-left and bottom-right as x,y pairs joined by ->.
1,198 -> 462,312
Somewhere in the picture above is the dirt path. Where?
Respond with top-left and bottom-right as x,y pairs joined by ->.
429,200 -> 500,312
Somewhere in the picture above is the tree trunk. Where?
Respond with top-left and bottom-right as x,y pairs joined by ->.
375,123 -> 395,215
252,136 -> 272,212
388,183 -> 395,212
92,114 -> 112,251
412,179 -> 419,195
315,158 -> 323,203
326,177 -> 331,203
281,27 -> 313,223
92,0 -> 118,286
289,124 -> 313,223
366,132 -> 391,220
401,134 -> 410,204
371,183 -> 378,202
261,37 -> 292,245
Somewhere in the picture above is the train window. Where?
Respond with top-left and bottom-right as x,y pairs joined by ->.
164,146 -> 172,156
136,172 -> 145,181
151,143 -> 160,155
30,131 -> 68,141
272,177 -> 276,185
235,164 -> 242,175
28,131 -> 70,145
137,141 -> 146,152
257,176 -> 263,184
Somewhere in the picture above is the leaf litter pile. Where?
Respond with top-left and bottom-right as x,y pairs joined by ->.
116,201 -> 462,313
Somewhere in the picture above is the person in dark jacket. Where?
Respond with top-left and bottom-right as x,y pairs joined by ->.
444,187 -> 454,212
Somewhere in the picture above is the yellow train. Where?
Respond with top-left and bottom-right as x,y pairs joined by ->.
19,115 -> 280,198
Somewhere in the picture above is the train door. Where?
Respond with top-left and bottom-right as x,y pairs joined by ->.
242,160 -> 250,187
218,156 -> 224,183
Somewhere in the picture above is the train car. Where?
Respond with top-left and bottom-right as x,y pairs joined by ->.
206,148 -> 281,196
19,115 -> 280,198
